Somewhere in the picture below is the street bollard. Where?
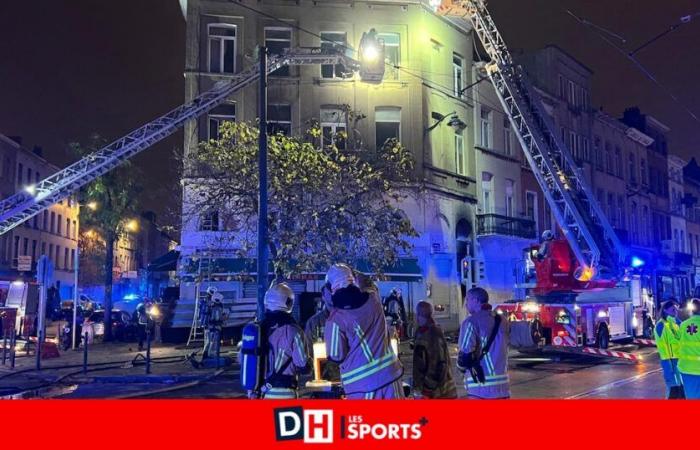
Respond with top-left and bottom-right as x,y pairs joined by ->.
2,330 -> 7,366
145,328 -> 152,375
10,332 -> 16,369
83,332 -> 88,375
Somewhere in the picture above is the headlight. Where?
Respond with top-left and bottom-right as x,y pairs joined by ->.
597,310 -> 608,319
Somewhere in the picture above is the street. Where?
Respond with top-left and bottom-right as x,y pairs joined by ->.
3,339 -> 663,399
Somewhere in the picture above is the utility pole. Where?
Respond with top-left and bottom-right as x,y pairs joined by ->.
256,46 -> 268,321
72,245 -> 79,350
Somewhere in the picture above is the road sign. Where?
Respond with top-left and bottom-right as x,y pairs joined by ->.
17,255 -> 32,271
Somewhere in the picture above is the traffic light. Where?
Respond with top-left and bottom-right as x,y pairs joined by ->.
358,29 -> 385,84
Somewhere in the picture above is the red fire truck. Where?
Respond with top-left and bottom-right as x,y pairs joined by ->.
495,239 -> 654,351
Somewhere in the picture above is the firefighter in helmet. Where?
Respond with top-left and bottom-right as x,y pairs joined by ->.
536,230 -> 554,261
260,282 -> 312,399
324,264 -> 404,399
202,290 -> 225,359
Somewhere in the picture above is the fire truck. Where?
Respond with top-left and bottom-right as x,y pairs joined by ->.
436,0 -> 655,351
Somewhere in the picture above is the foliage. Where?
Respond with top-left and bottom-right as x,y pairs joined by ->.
186,120 -> 419,277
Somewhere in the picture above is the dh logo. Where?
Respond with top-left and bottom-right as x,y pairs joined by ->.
274,407 -> 334,443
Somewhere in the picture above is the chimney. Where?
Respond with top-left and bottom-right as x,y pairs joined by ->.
33,146 -> 43,157
8,136 -> 22,146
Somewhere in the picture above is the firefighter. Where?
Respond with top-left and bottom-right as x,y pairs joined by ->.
324,264 -> 404,399
260,282 -> 312,399
199,286 -> 215,358
412,301 -> 457,399
536,230 -> 554,261
304,283 -> 341,382
678,298 -> 700,399
202,291 -> 225,360
135,301 -> 149,351
383,287 -> 407,338
457,287 -> 511,399
654,300 -> 683,399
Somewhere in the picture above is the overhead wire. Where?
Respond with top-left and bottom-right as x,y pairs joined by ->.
563,7 -> 700,123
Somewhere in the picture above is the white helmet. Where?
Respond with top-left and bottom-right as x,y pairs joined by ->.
325,263 -> 356,292
206,286 -> 217,295
541,230 -> 554,241
264,283 -> 295,313
211,292 -> 224,303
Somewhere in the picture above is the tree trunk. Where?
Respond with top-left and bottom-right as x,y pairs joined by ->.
104,233 -> 115,341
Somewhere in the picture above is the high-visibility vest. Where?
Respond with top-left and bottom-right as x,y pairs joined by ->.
678,316 -> 700,376
653,316 -> 681,360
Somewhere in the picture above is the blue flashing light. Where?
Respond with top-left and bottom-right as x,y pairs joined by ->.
630,256 -> 645,268
123,293 -> 140,301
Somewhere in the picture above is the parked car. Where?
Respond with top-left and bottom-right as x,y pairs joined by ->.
87,310 -> 137,341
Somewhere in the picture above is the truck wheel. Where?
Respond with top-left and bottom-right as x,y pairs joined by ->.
596,324 -> 610,349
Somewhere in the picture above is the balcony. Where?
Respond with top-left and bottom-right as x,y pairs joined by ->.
476,214 -> 537,240
674,252 -> 693,267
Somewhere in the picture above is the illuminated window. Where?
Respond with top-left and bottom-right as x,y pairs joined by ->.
378,32 -> 400,81
320,107 -> 347,150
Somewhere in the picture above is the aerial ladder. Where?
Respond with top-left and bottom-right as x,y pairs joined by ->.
0,47 -> 375,235
438,0 -> 627,282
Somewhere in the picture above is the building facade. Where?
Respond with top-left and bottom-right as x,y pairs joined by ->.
0,134 -> 80,302
178,0 -> 480,330
683,158 -> 700,293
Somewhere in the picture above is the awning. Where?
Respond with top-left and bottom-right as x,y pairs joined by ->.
147,250 -> 180,272
178,256 -> 422,282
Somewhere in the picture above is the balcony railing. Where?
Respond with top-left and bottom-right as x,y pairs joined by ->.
476,214 -> 537,239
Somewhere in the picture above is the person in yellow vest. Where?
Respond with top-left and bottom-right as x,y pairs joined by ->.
654,300 -> 683,398
678,298 -> 700,399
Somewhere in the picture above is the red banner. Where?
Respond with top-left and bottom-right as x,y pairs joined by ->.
2,400 -> 695,449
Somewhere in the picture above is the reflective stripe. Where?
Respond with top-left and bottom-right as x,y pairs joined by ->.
294,334 -> 306,362
466,374 -> 510,388
264,388 -> 297,399
461,324 -> 473,350
354,325 -> 373,362
364,391 -> 375,399
330,323 -> 340,359
484,353 -> 495,375
342,352 -> 398,385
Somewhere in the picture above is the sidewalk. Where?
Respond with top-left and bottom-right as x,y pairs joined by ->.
0,340 -> 234,399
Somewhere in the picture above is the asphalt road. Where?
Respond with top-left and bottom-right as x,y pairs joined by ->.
141,343 -> 664,399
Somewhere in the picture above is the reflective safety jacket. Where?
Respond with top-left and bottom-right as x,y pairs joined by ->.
263,311 -> 312,388
457,308 -> 510,399
325,286 -> 403,395
654,316 -> 681,360
678,315 -> 700,376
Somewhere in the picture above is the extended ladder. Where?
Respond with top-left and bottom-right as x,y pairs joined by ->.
439,0 -> 627,279
0,49 -> 360,236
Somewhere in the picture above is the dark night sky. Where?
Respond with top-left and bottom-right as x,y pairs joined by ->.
1,1 -> 698,229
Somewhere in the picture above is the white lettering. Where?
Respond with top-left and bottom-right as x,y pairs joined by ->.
278,412 -> 301,437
